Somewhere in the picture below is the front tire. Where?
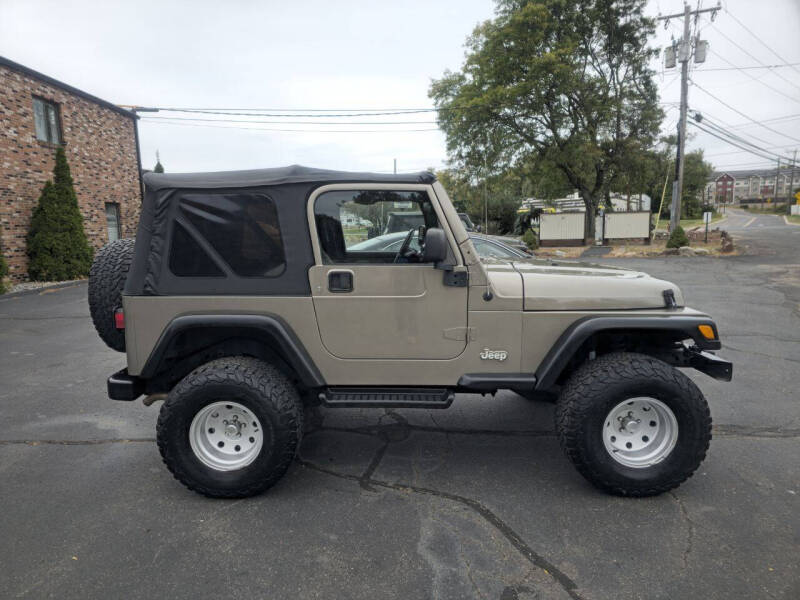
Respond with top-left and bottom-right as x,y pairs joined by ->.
157,357 -> 303,498
555,352 -> 711,497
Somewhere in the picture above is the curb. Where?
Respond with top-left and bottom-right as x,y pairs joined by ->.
784,215 -> 800,226
0,279 -> 86,300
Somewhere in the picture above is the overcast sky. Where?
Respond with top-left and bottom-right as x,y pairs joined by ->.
2,0 -> 799,177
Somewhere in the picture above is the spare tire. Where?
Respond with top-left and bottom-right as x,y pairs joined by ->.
88,238 -> 135,352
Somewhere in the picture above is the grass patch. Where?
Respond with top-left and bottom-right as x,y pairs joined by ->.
655,215 -> 724,231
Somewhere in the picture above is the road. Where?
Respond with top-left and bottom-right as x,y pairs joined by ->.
1,215 -> 798,600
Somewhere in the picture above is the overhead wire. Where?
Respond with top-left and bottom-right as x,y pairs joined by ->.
140,115 -> 439,126
690,80 -> 800,143
707,21 -> 800,93
694,62 -> 800,72
724,6 -> 800,77
693,115 -> 793,161
689,120 -> 779,162
139,118 -> 441,133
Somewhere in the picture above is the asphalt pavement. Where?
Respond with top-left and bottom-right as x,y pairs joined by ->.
1,211 -> 798,599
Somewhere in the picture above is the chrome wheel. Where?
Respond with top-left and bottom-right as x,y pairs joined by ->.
602,397 -> 678,468
189,401 -> 264,471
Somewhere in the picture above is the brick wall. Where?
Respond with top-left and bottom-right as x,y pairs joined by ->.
0,63 -> 140,282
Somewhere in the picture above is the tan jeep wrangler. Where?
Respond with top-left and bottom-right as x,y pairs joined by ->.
88,165 -> 732,498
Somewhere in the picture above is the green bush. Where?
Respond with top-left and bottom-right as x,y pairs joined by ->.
522,228 -> 539,250
666,225 -> 689,249
26,147 -> 93,281
0,235 -> 8,294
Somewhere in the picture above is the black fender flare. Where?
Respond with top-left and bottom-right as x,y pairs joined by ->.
533,315 -> 722,391
139,314 -> 325,388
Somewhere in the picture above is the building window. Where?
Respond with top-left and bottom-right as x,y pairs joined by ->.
105,203 -> 121,242
32,98 -> 62,145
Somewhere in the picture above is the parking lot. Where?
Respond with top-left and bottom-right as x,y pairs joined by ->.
1,217 -> 798,600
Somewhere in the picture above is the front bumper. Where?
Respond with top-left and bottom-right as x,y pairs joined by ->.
688,350 -> 733,381
108,369 -> 144,401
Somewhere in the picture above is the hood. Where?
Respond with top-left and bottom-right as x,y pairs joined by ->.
484,259 -> 684,311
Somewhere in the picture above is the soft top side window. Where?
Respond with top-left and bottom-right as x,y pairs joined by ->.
314,190 -> 440,265
169,192 -> 286,278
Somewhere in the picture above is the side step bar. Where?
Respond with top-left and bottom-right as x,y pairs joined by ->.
320,387 -> 454,409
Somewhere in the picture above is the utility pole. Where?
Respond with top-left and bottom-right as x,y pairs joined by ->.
774,158 -> 781,204
393,158 -> 397,175
788,149 -> 797,213
658,2 -> 720,232
483,149 -> 488,234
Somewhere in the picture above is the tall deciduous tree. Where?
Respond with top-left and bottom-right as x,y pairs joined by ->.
26,147 -> 93,281
430,0 -> 663,239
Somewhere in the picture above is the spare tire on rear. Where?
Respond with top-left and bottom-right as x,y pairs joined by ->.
88,238 -> 135,352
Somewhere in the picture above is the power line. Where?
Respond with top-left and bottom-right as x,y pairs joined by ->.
121,105 -> 437,113
138,101 -> 679,118
141,115 -> 439,126
694,62 -> 800,72
725,7 -> 800,77
705,142 -> 797,158
690,79 -> 800,143
689,120 -> 778,162
693,115 -> 792,161
706,48 -> 800,104
728,113 -> 800,129
708,21 -> 800,93
153,107 -> 441,118
712,161 -> 782,170
690,108 -> 780,147
139,117 -> 440,133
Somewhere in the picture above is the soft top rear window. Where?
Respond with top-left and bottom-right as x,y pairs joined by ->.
169,192 -> 286,278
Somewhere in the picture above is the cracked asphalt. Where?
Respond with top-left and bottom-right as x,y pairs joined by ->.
1,209 -> 798,599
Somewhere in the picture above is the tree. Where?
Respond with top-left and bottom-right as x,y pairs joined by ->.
0,230 -> 8,294
26,147 -> 93,281
430,0 -> 663,240
436,167 -> 523,234
436,168 -> 473,212
666,225 -> 689,248
154,150 -> 164,173
680,150 -> 713,219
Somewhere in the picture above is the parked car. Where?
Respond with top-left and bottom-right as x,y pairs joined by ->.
349,231 -> 531,259
385,211 -> 530,255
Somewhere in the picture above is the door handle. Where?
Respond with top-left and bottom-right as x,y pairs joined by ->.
328,270 -> 353,293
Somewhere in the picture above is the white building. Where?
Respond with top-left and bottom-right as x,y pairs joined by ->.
523,191 -> 651,213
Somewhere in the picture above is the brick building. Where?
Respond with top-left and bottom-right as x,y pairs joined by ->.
0,56 -> 140,282
705,168 -> 797,205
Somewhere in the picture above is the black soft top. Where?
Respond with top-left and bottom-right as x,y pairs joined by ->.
126,165 -> 436,297
142,164 -> 436,191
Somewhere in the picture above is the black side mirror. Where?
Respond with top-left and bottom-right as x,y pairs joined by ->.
422,227 -> 448,264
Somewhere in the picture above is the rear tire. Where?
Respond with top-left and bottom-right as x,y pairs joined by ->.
157,357 -> 303,498
555,352 -> 711,497
88,238 -> 135,352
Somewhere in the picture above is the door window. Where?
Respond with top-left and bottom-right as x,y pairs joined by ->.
314,190 -> 439,264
